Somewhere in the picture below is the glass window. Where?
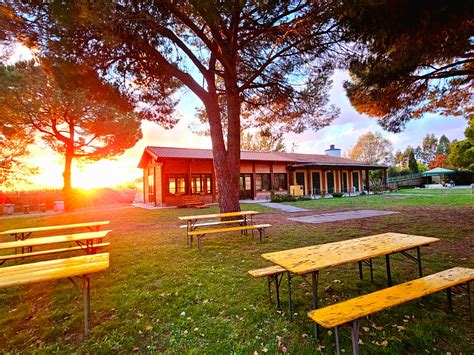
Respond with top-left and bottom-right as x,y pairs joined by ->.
167,175 -> 187,195
273,173 -> 287,190
256,173 -> 271,191
191,174 -> 212,194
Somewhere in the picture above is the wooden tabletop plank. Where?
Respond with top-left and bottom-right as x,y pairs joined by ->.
0,253 -> 109,288
308,267 -> 474,328
0,230 -> 111,251
0,221 -> 110,235
262,233 -> 440,275
188,224 -> 271,235
178,211 -> 259,221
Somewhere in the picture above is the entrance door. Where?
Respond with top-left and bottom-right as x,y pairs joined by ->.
312,172 -> 321,195
352,172 -> 360,192
326,171 -> 335,193
239,174 -> 253,199
295,172 -> 306,194
342,172 -> 348,193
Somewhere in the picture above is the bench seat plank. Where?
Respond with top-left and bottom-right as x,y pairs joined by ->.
0,230 -> 111,251
188,224 -> 271,236
0,221 -> 110,235
249,265 -> 286,278
0,243 -> 110,262
179,219 -> 245,229
308,267 -> 474,328
0,253 -> 109,288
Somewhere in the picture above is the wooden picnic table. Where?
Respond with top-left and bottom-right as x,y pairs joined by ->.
0,253 -> 109,336
262,232 -> 440,337
0,221 -> 111,241
179,211 -> 259,234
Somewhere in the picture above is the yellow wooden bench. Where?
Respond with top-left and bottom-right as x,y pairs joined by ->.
249,265 -> 286,308
0,221 -> 111,241
188,224 -> 271,250
0,253 -> 109,336
0,230 -> 111,265
308,267 -> 474,355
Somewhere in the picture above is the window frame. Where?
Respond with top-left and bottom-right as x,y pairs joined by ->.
191,174 -> 212,194
273,173 -> 287,191
167,174 -> 187,196
255,173 -> 271,191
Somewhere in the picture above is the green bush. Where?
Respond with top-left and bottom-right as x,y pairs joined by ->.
271,194 -> 296,202
360,191 -> 366,196
332,192 -> 343,198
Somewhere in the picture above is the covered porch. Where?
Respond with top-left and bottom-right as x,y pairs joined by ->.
288,163 -> 388,196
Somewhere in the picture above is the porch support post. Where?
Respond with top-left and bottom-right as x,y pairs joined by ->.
270,162 -> 275,191
365,169 -> 370,193
252,162 -> 257,199
321,169 -> 327,195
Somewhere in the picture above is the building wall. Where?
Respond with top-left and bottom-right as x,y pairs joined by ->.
141,151 -> 382,206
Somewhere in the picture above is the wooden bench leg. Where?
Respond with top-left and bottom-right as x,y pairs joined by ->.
83,274 -> 91,337
351,320 -> 360,355
358,261 -> 363,280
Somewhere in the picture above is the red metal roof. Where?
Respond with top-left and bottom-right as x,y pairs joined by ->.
139,146 -> 385,168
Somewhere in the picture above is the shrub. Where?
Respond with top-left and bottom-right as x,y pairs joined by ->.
270,194 -> 298,202
360,191 -> 366,196
332,192 -> 343,198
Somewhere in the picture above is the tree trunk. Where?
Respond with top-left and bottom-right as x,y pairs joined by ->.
205,94 -> 241,213
63,145 -> 75,211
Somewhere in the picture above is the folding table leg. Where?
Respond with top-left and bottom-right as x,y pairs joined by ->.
334,326 -> 340,355
83,275 -> 91,337
287,272 -> 293,321
369,259 -> 373,283
467,281 -> 472,322
385,254 -> 392,286
312,271 -> 320,340
275,275 -> 281,309
267,277 -> 272,302
416,247 -> 423,277
447,287 -> 453,312
351,320 -> 360,355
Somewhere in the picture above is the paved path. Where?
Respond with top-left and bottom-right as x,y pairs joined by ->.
251,201 -> 310,213
288,209 -> 398,224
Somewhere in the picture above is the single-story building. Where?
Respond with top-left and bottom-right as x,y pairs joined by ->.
137,145 -> 387,207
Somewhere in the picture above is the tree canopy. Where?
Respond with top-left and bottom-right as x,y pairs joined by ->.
0,59 -> 142,208
338,0 -> 473,132
348,131 -> 393,165
1,1 -> 344,212
449,119 -> 474,171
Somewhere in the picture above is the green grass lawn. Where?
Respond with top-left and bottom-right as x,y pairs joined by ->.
0,189 -> 473,353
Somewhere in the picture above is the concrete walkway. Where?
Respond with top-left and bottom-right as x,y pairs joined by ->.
288,209 -> 398,224
251,201 -> 310,213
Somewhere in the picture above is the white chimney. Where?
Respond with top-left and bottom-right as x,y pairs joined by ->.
325,144 -> 341,157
